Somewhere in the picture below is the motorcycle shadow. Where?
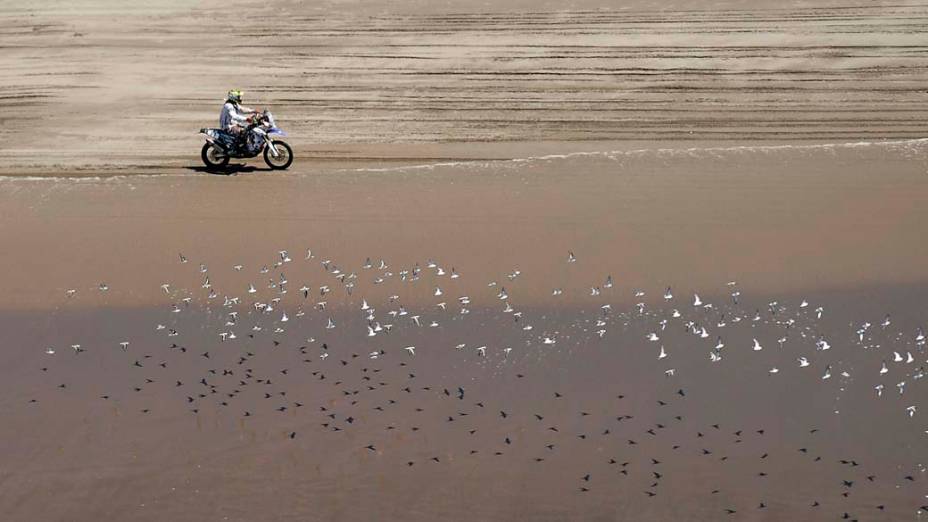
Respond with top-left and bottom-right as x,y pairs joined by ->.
186,164 -> 273,176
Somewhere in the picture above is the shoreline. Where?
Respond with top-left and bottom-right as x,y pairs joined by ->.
0,137 -> 925,179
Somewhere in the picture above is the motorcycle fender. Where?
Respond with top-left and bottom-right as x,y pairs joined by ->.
200,129 -> 221,145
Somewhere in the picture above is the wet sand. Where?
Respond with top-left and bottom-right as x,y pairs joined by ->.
1,139 -> 927,310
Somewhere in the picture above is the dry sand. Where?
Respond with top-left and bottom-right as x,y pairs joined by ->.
2,0 -> 928,174
1,1 -> 928,521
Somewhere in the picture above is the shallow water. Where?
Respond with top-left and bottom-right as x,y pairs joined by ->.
2,275 -> 926,521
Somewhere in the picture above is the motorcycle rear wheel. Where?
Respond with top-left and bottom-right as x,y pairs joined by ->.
264,140 -> 293,170
201,143 -> 229,169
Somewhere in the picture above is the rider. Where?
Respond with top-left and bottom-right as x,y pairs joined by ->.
219,90 -> 256,148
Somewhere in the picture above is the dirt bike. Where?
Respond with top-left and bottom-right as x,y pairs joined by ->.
199,109 -> 293,170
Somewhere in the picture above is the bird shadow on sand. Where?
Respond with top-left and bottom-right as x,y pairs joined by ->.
185,164 -> 274,176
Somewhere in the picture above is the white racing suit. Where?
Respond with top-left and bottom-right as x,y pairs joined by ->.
219,101 -> 253,130
219,101 -> 255,150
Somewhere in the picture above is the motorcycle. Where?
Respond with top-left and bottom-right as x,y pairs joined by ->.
199,109 -> 293,170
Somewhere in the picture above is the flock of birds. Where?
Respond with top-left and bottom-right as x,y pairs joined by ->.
34,248 -> 928,518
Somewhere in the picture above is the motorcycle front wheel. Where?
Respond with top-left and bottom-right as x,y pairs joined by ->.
264,140 -> 293,170
201,142 -> 229,169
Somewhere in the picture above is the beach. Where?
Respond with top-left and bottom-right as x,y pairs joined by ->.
1,1 -> 927,521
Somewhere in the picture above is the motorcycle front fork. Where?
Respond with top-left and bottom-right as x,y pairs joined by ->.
252,127 -> 279,157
